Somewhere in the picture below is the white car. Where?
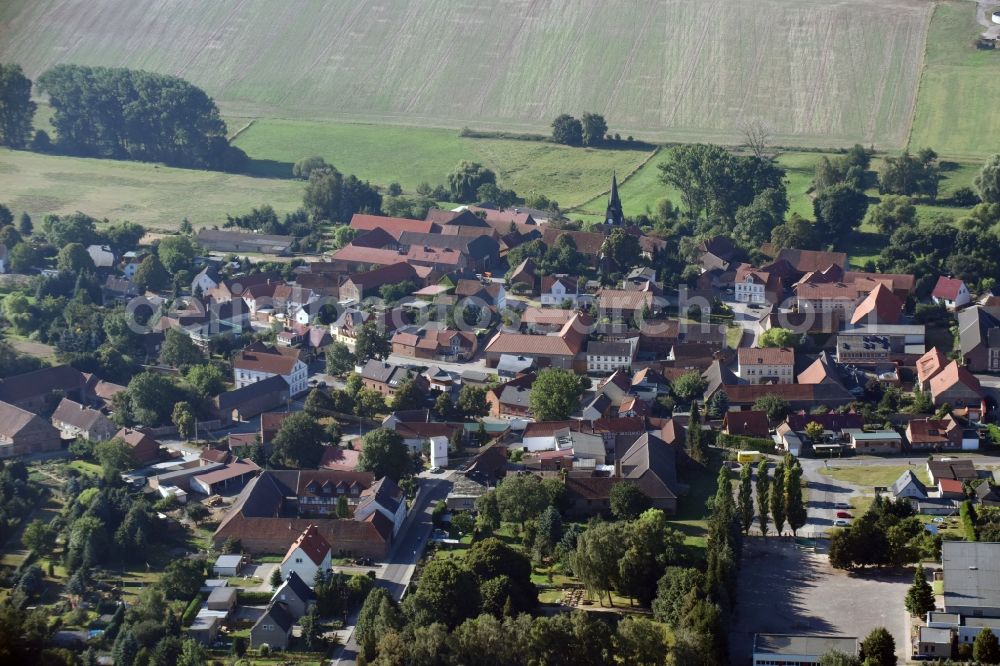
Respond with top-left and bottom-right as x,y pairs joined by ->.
833,519 -> 850,527
429,466 -> 442,474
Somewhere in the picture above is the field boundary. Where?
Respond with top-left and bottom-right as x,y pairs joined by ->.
569,145 -> 663,213
905,1 -> 942,152
227,118 -> 257,142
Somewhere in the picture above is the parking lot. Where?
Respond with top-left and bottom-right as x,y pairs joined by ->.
730,538 -> 909,665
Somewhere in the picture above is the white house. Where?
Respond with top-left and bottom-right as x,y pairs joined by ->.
353,477 -> 407,537
233,342 -> 309,396
586,338 -> 637,374
191,265 -> 221,295
932,276 -> 971,311
280,525 -> 332,585
540,275 -> 580,307
736,347 -> 795,385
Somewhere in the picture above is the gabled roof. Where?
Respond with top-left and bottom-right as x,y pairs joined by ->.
722,411 -> 770,438
933,276 -> 966,301
850,283 -> 903,325
329,244 -> 403,267
917,348 -> 949,386
0,365 -> 87,406
282,524 -> 332,567
618,433 -> 678,500
928,459 -> 977,482
774,248 -> 847,273
738,347 -> 794,366
274,571 -> 316,604
698,235 -> 738,261
349,214 -> 436,239
234,343 -> 302,376
797,353 -> 840,385
344,262 -> 418,291
541,227 -> 604,256
958,306 -> 1000,356
0,401 -> 48,438
51,398 -> 109,431
596,288 -> 654,312
928,361 -> 982,398
115,427 -> 159,451
890,469 -> 927,498
358,476 -> 404,516
255,601 -> 294,634
540,275 -> 579,294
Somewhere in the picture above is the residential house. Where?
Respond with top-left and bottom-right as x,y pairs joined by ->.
618,395 -> 650,419
206,272 -> 281,304
330,309 -> 370,345
0,365 -> 88,414
698,235 -> 738,272
280,525 -> 333,584
233,342 -> 308,396
916,627 -> 954,661
0,401 -> 62,458
520,307 -> 576,334
349,214 -> 437,240
508,258 -> 537,294
850,283 -> 904,326
271,572 -> 316,619
359,360 -> 422,398
50,398 -> 116,442
250,602 -> 294,650
86,244 -> 115,270
397,232 -> 499,272
736,347 -> 795,384
339,262 -> 420,302
484,313 -> 590,371
213,470 -> 401,557
772,248 -> 848,274
631,367 -> 670,402
454,279 -> 505,310
391,326 -> 477,361
906,417 -> 971,451
423,366 -> 453,392
191,265 -> 221,294
933,277 -> 972,311
102,275 -> 138,304
843,429 -> 903,454
114,428 -> 161,464
586,339 -> 637,374
196,229 -> 293,255
213,375 -> 290,425
353,476 -> 407,537
486,373 -> 535,420
596,288 -> 655,321
957,306 -> 1000,372
917,348 -> 949,391
540,275 -> 582,307
928,361 -> 983,411
734,264 -> 783,305
890,470 -> 929,502
722,411 -> 770,439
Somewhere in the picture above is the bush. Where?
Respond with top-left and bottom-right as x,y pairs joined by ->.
716,433 -> 776,453
237,591 -> 273,605
181,593 -> 206,627
258,644 -> 270,657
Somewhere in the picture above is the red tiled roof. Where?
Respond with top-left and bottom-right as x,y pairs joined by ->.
723,411 -> 770,438
932,276 -> 966,301
597,288 -> 654,312
929,361 -> 982,397
737,347 -> 794,366
282,524 -> 332,566
851,283 -> 903,325
349,214 -> 436,240
234,344 -> 301,375
775,249 -> 847,273
917,348 -> 948,386
330,244 -> 403,266
939,478 -> 963,493
521,307 -> 575,327
485,313 -> 590,357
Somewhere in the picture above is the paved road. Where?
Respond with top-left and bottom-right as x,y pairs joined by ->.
332,473 -> 454,666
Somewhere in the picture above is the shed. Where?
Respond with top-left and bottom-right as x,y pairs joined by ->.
207,586 -> 238,614
212,554 -> 244,577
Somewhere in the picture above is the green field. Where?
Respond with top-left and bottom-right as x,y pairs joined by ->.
820,464 -> 931,489
0,148 -> 305,230
232,118 -> 653,209
0,0 -> 932,147
909,1 -> 1000,159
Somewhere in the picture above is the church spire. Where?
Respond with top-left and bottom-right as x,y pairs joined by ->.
605,172 -> 624,226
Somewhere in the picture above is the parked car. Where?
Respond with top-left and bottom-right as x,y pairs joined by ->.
836,511 -> 852,519
834,502 -> 850,509
429,466 -> 442,474
833,519 -> 850,527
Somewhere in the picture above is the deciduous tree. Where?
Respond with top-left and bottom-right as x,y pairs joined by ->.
859,627 -> 896,666
610,482 -> 650,520
976,154 -> 1000,204
528,368 -> 587,421
358,428 -> 410,481
0,64 -> 36,148
551,114 -> 583,146
269,412 -> 326,468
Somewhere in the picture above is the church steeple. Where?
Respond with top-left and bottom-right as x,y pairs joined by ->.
605,172 -> 624,226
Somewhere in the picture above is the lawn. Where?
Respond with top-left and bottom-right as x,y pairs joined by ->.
0,147 -> 305,231
232,118 -> 653,209
820,464 -> 931,490
908,1 -> 1000,159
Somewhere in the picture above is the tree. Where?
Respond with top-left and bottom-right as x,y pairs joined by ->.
113,371 -> 183,426
3,292 -> 35,334
95,437 -> 136,480
270,567 -> 283,589
171,402 -> 195,440
813,183 -> 869,241
770,460 -> 786,536
466,537 -> 538,613
270,412 -> 326,468
551,114 -> 583,146
391,378 -> 426,411
406,559 -> 481,629
758,328 -> 797,348
818,650 -> 862,666
303,166 -> 344,220
176,640 -> 207,666
325,341 -> 355,375
753,394 -> 790,425
132,254 -> 169,293
447,161 -> 497,203
358,428 -> 410,481
21,519 -> 55,555
17,212 -> 31,236
355,387 -> 386,418
495,474 -> 549,528
976,154 -> 1000,204
456,385 -> 488,420
610,482 -> 651,520
671,371 -> 707,404
859,627 -> 896,666
528,368 -> 586,421
293,156 -> 331,180
652,567 -> 705,626
161,558 -> 205,600
535,505 -> 563,557
756,458 -> 770,536
354,321 -> 390,362
741,119 -> 772,159
737,462 -> 754,535
784,460 -> 806,536
975,627 -> 1000,665
686,402 -> 706,464
573,521 -> 624,606
734,188 -> 786,249
157,236 -> 196,274
706,390 -> 729,419
356,588 -> 403,662
433,392 -> 455,420
601,228 -> 642,273
614,616 -> 671,666
803,421 -> 825,444
879,150 -> 939,198
904,565 -> 935,617
7,242 -> 38,273
475,491 -> 501,531
868,195 -> 916,236
185,364 -> 226,398
159,329 -> 203,369
0,64 -> 36,148
581,113 -> 608,147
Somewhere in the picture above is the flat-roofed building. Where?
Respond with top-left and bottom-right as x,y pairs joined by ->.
942,541 -> 1000,617
752,634 -> 859,666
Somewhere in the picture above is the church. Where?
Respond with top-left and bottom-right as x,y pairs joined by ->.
604,172 -> 624,226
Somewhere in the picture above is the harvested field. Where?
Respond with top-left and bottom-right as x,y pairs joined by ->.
0,0 -> 933,146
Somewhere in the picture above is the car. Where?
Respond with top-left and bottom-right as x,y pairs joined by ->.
833,519 -> 850,527
429,466 -> 442,474
836,511 -> 852,519
834,502 -> 850,509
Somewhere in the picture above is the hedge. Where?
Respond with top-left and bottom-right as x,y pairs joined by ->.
716,433 -> 776,453
181,592 -> 206,627
237,590 -> 273,605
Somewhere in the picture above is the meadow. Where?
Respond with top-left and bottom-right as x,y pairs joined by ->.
0,0 -> 931,147
0,148 -> 305,231
908,1 -> 1000,160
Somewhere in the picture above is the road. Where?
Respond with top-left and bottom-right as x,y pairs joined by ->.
332,472 -> 454,666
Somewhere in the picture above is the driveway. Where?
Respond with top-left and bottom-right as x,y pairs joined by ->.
730,538 -> 910,665
799,458 -> 861,538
